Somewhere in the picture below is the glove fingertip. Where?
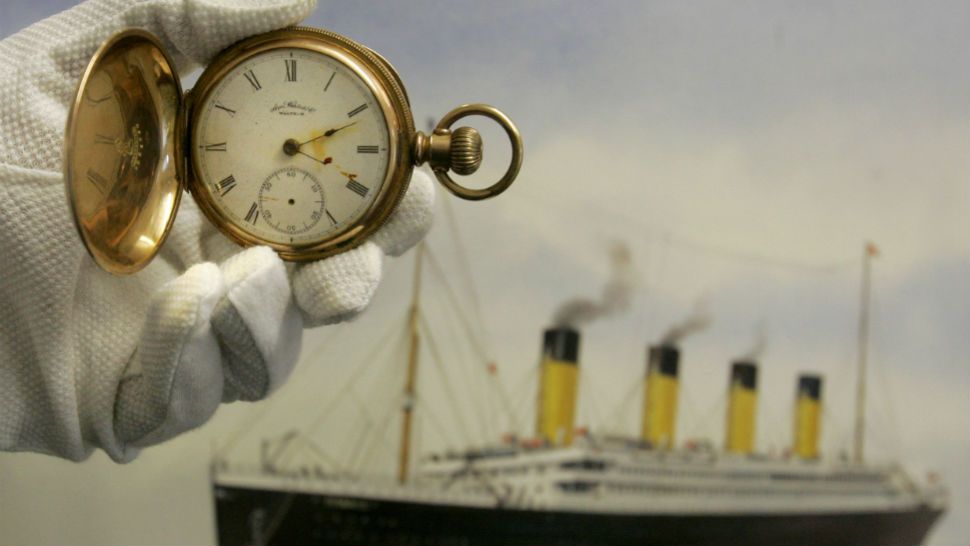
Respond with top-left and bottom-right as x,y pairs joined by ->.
293,242 -> 383,327
220,245 -> 284,285
373,170 -> 435,257
166,0 -> 318,65
149,262 -> 226,325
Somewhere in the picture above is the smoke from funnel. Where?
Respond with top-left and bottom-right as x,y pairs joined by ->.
553,242 -> 635,328
739,322 -> 768,361
660,302 -> 712,344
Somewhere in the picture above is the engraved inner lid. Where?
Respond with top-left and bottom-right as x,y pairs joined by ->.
65,29 -> 182,275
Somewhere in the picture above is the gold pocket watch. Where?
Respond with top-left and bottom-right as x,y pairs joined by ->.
65,27 -> 523,275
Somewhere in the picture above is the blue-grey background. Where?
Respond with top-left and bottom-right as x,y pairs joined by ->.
1,2 -> 967,545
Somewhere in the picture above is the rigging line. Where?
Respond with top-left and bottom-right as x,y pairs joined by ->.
300,319 -> 406,440
633,236 -> 664,360
422,292 -> 490,442
820,401 -> 851,455
215,325 -> 344,460
424,246 -> 522,432
348,323 -> 411,475
301,436 -> 349,474
603,377 -> 641,435
508,362 -> 536,404
512,184 -> 857,276
420,314 -> 478,447
276,433 -> 348,475
678,385 -> 702,440
436,293 -> 497,442
423,247 -> 490,360
421,273 -> 500,443
343,413 -> 378,473
509,364 -> 541,437
820,406 -> 848,455
342,384 -> 396,471
495,367 -> 525,436
818,353 -> 859,448
442,197 -> 495,353
274,433 -> 308,471
868,286 -> 905,460
666,234 -> 858,275
684,389 -> 728,442
510,387 -> 535,439
369,406 -> 411,476
579,372 -> 606,432
354,391 -> 404,477
758,394 -> 789,453
413,390 -> 461,451
414,411 -> 423,477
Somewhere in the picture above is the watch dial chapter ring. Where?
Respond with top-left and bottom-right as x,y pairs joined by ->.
431,104 -> 523,201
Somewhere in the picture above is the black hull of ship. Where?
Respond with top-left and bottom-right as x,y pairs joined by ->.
214,485 -> 942,546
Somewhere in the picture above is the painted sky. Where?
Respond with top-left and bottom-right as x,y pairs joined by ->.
1,1 -> 967,545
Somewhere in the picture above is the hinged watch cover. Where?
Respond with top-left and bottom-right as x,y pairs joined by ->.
64,29 -> 183,275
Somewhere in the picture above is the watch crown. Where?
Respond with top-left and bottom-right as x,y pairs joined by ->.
449,126 -> 482,176
418,104 -> 522,201
413,125 -> 483,176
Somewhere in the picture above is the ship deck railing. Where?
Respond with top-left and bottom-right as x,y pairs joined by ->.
211,460 -> 499,508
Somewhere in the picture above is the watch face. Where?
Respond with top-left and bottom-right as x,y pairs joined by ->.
191,46 -> 392,248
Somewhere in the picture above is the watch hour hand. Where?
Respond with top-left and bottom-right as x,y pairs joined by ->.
296,150 -> 333,166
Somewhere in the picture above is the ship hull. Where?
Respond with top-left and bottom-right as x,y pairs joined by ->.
214,485 -> 943,546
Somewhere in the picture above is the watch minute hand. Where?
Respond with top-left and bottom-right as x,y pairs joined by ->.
299,121 -> 358,146
324,121 -> 357,137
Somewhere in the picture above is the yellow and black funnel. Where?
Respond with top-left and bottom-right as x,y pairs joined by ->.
642,345 -> 680,450
725,361 -> 758,454
536,327 -> 580,445
794,374 -> 823,459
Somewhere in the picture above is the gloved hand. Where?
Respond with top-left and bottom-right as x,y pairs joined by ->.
0,0 -> 434,462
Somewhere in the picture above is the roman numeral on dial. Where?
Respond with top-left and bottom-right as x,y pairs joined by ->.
285,59 -> 297,82
357,145 -> 379,154
204,142 -> 227,152
86,168 -> 109,194
346,178 -> 369,197
216,175 -> 236,196
243,70 -> 261,91
244,202 -> 259,224
214,103 -> 236,116
347,104 -> 368,118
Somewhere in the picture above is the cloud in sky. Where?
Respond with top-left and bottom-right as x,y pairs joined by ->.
0,1 -> 967,545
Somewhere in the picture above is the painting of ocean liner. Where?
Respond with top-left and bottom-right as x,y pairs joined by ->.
211,242 -> 947,546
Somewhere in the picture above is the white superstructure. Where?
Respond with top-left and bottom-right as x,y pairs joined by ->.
415,435 -> 948,516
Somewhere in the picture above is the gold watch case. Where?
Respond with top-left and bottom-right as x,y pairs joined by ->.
185,26 -> 414,262
65,26 -> 523,275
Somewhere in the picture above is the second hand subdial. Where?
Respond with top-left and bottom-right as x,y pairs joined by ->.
258,167 -> 330,236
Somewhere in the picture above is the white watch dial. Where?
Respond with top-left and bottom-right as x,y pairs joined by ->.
192,47 -> 390,246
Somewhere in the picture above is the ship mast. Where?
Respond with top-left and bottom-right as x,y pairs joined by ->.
398,242 -> 425,484
853,241 -> 876,464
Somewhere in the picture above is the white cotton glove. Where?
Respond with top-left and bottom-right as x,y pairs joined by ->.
0,0 -> 434,462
